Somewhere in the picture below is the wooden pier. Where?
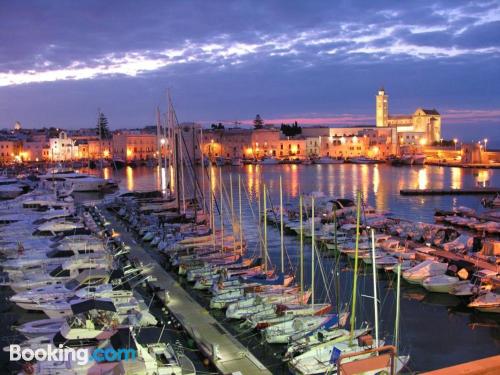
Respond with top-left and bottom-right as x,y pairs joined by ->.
104,210 -> 273,375
400,187 -> 499,196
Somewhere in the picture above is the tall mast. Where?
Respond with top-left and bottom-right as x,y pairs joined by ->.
156,107 -> 162,168
371,228 -> 379,349
219,167 -> 224,253
311,196 -> 315,307
263,184 -> 268,274
230,174 -> 236,252
395,263 -> 402,353
349,191 -> 362,345
299,194 -> 304,299
210,168 -> 215,251
238,175 -> 243,253
280,175 -> 284,273
200,127 -> 206,212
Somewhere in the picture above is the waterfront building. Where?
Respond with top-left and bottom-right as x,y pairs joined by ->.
21,140 -> 48,162
48,131 -> 78,161
376,88 -> 441,144
0,139 -> 22,163
112,131 -> 157,161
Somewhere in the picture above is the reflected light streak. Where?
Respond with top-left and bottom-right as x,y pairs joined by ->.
361,164 -> 369,200
103,167 -> 110,180
290,164 -> 298,198
450,167 -> 462,190
161,167 -> 167,193
418,168 -> 428,190
126,166 -> 134,191
476,170 -> 490,187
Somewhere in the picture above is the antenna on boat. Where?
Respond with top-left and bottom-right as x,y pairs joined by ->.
349,190 -> 362,346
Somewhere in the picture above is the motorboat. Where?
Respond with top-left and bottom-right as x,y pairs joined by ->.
422,274 -> 460,293
402,260 -> 448,285
349,156 -> 378,164
10,269 -> 110,310
468,290 -> 500,313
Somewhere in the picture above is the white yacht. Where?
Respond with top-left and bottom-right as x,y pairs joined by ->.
39,170 -> 117,192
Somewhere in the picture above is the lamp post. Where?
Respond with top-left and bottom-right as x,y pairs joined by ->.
453,138 -> 458,150
484,138 -> 488,151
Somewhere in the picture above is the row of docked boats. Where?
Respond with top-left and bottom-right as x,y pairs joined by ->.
268,194 -> 500,314
108,183 -> 411,374
0,188 -> 196,374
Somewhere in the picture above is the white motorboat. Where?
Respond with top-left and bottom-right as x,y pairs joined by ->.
10,269 -> 110,310
468,290 -> 500,313
402,260 -> 448,285
422,274 -> 460,293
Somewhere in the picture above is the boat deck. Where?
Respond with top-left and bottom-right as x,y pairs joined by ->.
104,210 -> 272,375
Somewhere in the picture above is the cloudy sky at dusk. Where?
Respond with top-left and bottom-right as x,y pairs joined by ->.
0,1 -> 499,145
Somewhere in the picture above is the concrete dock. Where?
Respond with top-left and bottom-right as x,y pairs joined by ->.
104,208 -> 273,375
400,187 -> 499,196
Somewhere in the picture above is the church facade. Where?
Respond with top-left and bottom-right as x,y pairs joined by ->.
376,89 -> 441,146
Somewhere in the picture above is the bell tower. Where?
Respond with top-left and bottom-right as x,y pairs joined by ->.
376,88 -> 388,127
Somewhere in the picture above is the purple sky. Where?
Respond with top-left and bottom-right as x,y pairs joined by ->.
0,1 -> 499,146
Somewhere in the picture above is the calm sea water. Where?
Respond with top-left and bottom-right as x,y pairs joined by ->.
99,163 -> 499,372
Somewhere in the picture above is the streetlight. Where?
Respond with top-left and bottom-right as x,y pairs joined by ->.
484,138 -> 488,151
453,138 -> 458,150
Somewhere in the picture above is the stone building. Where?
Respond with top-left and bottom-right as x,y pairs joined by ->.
376,88 -> 441,144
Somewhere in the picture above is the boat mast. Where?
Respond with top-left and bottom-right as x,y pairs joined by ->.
156,107 -> 162,168
349,191 -> 362,345
280,175 -> 284,273
263,184 -> 268,274
238,175 -> 243,253
299,194 -> 304,300
311,195 -> 315,307
200,127 -> 206,212
371,228 -> 379,348
230,174 -> 236,252
219,167 -> 224,253
210,168 -> 215,251
394,263 -> 401,353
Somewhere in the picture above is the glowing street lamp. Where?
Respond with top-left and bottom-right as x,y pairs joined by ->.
453,138 -> 458,150
484,138 -> 488,151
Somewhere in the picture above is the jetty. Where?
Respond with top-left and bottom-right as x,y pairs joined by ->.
400,187 -> 499,196
104,209 -> 273,375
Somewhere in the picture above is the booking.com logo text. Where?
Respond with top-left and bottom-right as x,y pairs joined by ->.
10,345 -> 136,365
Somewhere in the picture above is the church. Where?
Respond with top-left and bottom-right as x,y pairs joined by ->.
376,88 -> 441,146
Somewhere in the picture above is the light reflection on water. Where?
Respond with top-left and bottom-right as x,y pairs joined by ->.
103,164 -> 499,372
